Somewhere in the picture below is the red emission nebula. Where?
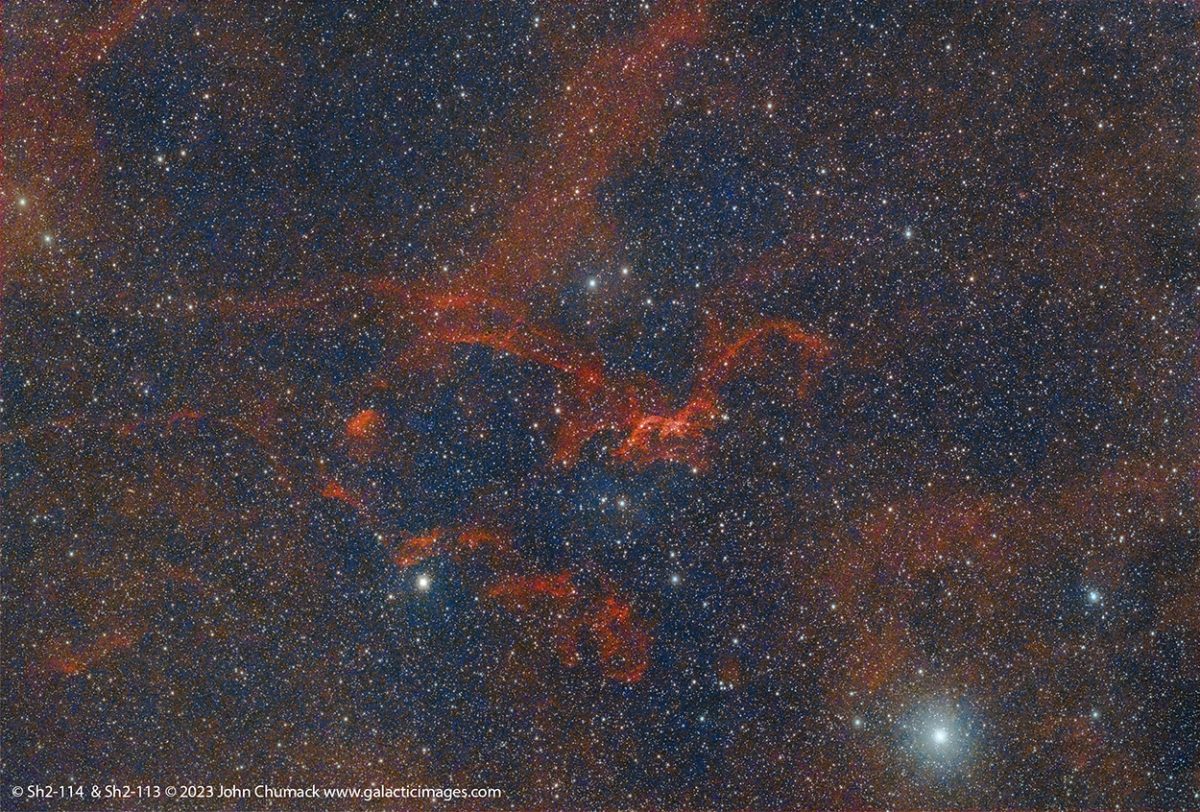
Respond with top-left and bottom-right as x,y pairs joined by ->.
2,0 -> 1197,809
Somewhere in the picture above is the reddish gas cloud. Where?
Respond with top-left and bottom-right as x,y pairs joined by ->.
458,0 -> 712,305
210,0 -> 823,479
2,1 -> 159,300
56,0 -> 157,82
392,530 -> 444,571
486,571 -> 578,608
390,526 -> 511,571
345,408 -> 382,440
34,564 -> 208,679
361,284 -> 830,473
611,320 -> 831,469
387,526 -> 654,683
415,291 -> 606,393
344,408 -> 385,460
488,573 -> 652,683
45,0 -> 810,692
7,0 -> 814,695
371,282 -> 830,470
583,594 -> 652,683
321,479 -> 366,513
43,628 -> 141,677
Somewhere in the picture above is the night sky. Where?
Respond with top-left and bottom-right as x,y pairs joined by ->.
3,1 -> 1199,809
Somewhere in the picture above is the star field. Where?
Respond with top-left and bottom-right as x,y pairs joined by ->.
2,1 -> 1198,809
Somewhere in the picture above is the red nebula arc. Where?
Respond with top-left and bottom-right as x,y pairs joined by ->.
80,0 -> 824,687
388,285 -> 830,471
610,319 -> 832,469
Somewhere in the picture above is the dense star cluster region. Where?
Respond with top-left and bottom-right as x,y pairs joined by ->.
2,1 -> 1198,809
